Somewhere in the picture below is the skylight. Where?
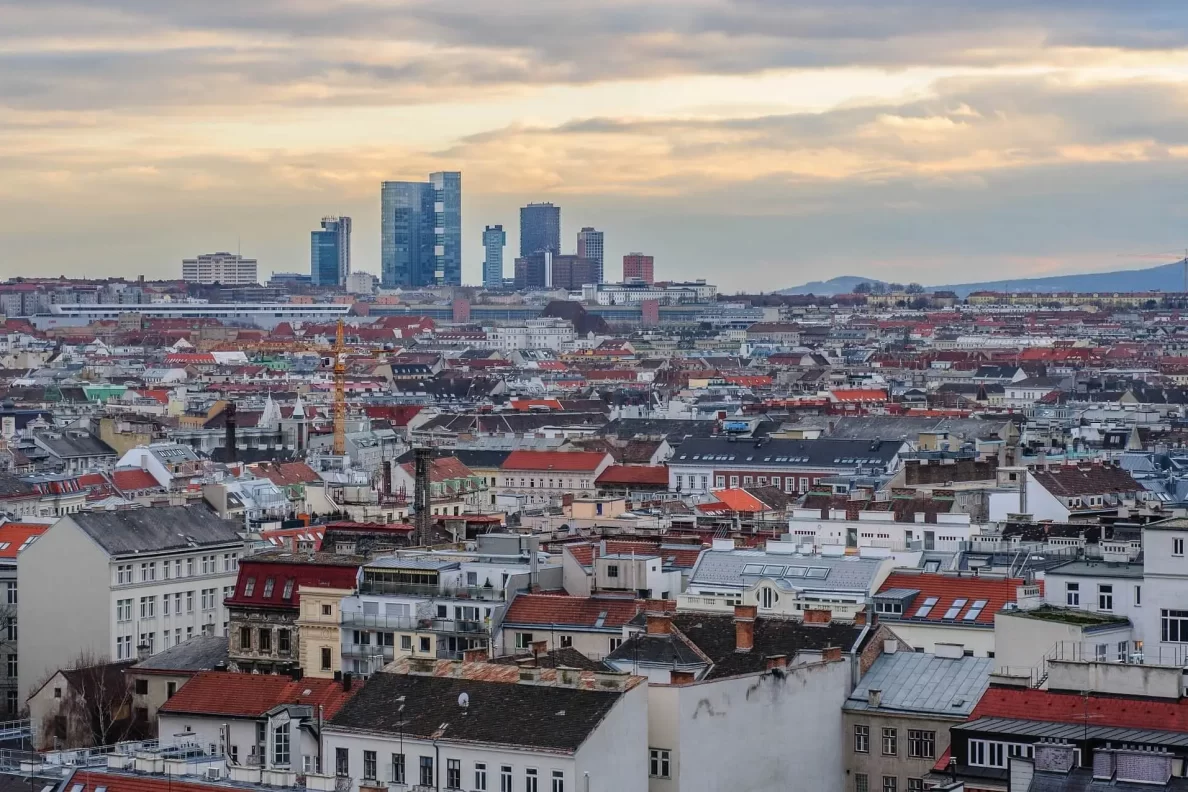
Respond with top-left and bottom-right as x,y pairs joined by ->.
914,596 -> 939,618
805,567 -> 829,579
742,564 -> 764,575
784,567 -> 806,577
943,598 -> 968,620
963,599 -> 988,621
762,565 -> 786,576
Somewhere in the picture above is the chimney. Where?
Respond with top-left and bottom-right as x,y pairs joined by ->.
342,672 -> 353,691
646,612 -> 672,635
765,654 -> 788,671
463,647 -> 488,664
734,604 -> 756,652
670,670 -> 696,685
803,608 -> 832,625
1034,743 -> 1076,774
934,642 -> 965,659
136,643 -> 150,662
867,689 -> 883,707
823,646 -> 842,662
883,639 -> 898,654
853,609 -> 869,626
290,666 -> 303,682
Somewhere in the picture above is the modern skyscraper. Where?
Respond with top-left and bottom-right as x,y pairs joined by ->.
520,202 -> 561,257
550,254 -> 599,290
380,172 -> 461,288
576,227 -> 604,283
310,216 -> 352,287
623,252 -> 655,284
482,225 -> 506,289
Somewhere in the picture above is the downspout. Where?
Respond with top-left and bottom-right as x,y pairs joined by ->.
317,704 -> 324,775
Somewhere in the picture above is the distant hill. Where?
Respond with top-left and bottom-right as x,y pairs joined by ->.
778,260 -> 1186,298
777,275 -> 886,296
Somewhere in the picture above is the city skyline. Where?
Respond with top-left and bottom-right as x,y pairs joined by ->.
7,2 -> 1188,288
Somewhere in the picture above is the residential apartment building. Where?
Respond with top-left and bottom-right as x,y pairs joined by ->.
17,507 -> 244,699
499,450 -> 614,504
182,252 -> 259,285
623,253 -> 654,284
0,520 -> 48,714
294,585 -> 353,679
487,318 -> 576,351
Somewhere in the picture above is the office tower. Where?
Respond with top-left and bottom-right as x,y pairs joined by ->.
520,202 -> 561,257
550,255 -> 599,290
514,251 -> 551,290
576,227 -> 604,283
482,225 -> 506,289
181,253 -> 258,285
380,171 -> 462,288
310,216 -> 352,287
623,252 -> 655,284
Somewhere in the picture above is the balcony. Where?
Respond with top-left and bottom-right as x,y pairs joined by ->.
357,581 -> 506,601
343,612 -> 489,636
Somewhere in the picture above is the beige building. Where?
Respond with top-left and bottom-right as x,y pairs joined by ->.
843,642 -> 992,792
295,585 -> 352,679
126,634 -> 229,729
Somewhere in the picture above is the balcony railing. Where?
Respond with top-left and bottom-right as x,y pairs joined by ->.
343,612 -> 489,635
358,581 -> 506,601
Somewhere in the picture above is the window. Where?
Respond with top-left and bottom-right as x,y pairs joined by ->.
239,626 -> 252,650
907,780 -> 924,792
419,756 -> 434,787
5,618 -> 14,642
334,748 -> 348,777
140,562 -> 155,582
551,771 -> 564,792
224,553 -> 237,572
174,559 -> 182,578
244,578 -> 255,597
968,740 -> 1032,768
259,629 -> 271,652
516,632 -> 534,650
907,730 -> 934,759
1118,641 -> 1129,661
649,749 -> 671,778
273,724 -> 289,767
1065,582 -> 1080,606
1098,584 -> 1113,612
610,638 -> 623,652
400,635 -> 412,651
5,654 -> 15,678
419,637 -> 430,653
282,579 -> 294,600
1095,643 -> 1107,661
1162,609 -> 1188,642
174,592 -> 182,614
881,727 -> 897,756
1175,537 -> 1185,556
474,763 -> 487,792
321,647 -> 332,671
715,476 -> 725,488
500,766 -> 512,792
201,555 -> 214,575
322,603 -> 333,616
166,681 -> 177,698
139,596 -> 155,619
163,595 -> 170,616
185,557 -> 194,576
855,774 -> 869,792
116,564 -> 133,585
278,629 -> 291,654
117,599 -> 132,622
186,591 -> 193,613
854,724 -> 869,753
5,690 -> 15,714
729,475 -> 739,487
559,635 -> 572,648
262,578 -> 274,598
117,635 -> 132,660
201,588 -> 215,610
525,768 -> 538,792
882,778 -> 896,792
607,564 -> 619,578
5,582 -> 15,606
391,754 -> 405,785
363,751 -> 377,780
447,759 -> 460,789
1135,585 -> 1142,607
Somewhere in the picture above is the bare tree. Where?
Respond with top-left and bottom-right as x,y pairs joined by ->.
36,651 -> 141,750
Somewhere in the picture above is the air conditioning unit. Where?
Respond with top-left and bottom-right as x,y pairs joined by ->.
206,768 -> 223,781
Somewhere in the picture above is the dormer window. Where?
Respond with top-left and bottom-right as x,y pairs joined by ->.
243,578 -> 255,596
282,579 -> 294,599
262,578 -> 274,597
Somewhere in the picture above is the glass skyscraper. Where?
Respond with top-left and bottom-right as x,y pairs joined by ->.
482,225 -> 506,289
310,216 -> 351,287
380,171 -> 461,288
577,227 -> 604,283
520,202 -> 561,257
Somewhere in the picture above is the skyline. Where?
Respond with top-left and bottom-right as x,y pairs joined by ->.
6,2 -> 1188,288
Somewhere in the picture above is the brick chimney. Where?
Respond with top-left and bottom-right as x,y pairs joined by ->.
853,608 -> 868,626
670,670 -> 696,685
823,646 -> 842,662
530,639 -> 549,662
804,608 -> 832,625
463,647 -> 489,663
765,654 -> 788,670
646,612 -> 672,635
734,604 -> 756,652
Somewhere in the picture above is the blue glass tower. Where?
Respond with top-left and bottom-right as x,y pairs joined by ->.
381,172 -> 461,288
310,216 -> 351,287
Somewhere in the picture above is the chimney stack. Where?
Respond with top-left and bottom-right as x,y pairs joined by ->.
342,672 -> 353,691
670,670 -> 696,685
463,647 -> 489,664
765,655 -> 788,671
734,604 -> 756,652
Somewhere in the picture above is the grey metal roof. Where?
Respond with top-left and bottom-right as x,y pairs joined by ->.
1045,560 -> 1144,579
130,635 -> 228,672
688,549 -> 885,593
70,507 -> 243,556
828,416 -> 1006,441
957,716 -> 1188,748
876,588 -> 921,599
671,437 -> 902,469
845,651 -> 992,716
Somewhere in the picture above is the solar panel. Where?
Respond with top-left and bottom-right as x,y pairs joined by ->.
914,596 -> 939,617
943,598 -> 968,620
963,599 -> 989,621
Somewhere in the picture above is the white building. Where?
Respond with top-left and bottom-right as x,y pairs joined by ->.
486,318 -> 576,351
582,281 -> 717,306
320,658 -> 648,792
41,302 -> 350,329
182,252 -> 259,285
1137,519 -> 1188,666
17,507 -> 245,699
787,505 -> 981,554
345,271 -> 378,295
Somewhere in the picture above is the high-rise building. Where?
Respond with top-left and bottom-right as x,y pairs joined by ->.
520,202 -> 561,257
182,253 -> 258,285
514,251 -> 551,290
482,225 -> 506,289
550,255 -> 599,291
576,227 -> 604,283
380,172 -> 461,288
623,252 -> 655,285
310,216 -> 352,287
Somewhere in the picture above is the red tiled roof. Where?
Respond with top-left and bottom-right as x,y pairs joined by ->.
111,469 -> 162,492
1031,465 -> 1142,498
75,772 -> 229,792
831,388 -> 888,402
251,461 -> 321,486
709,488 -> 769,513
226,559 -> 360,610
877,573 -> 1036,625
501,450 -> 609,472
562,543 -> 596,568
261,527 -> 325,551
502,594 -> 651,629
398,456 -> 476,483
967,686 -> 1188,732
510,399 -> 564,411
0,522 -> 50,559
159,670 -> 356,718
595,465 -> 669,486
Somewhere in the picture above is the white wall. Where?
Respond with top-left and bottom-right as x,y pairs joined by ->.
988,473 -> 1069,522
878,623 -> 995,658
574,683 -> 648,792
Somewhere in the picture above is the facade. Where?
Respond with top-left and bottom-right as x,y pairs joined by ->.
483,224 -> 506,289
380,172 -> 461,287
17,507 -> 244,700
311,216 -> 352,287
514,250 -> 551,290
181,253 -> 259,285
321,658 -> 647,792
577,227 -> 604,283
498,450 -> 614,504
486,318 -> 576,351
226,552 -> 362,674
520,202 -> 561,256
294,585 -> 353,679
551,255 -> 600,290
126,633 -> 230,726
623,253 -> 655,284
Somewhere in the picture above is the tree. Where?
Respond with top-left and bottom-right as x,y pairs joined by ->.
905,283 -> 925,294
886,282 -> 905,293
851,282 -> 873,294
34,651 -> 142,750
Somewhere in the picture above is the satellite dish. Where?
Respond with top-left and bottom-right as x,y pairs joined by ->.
458,692 -> 469,709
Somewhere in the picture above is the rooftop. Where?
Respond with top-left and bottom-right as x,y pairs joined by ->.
845,650 -> 992,716
69,507 -> 242,556
159,670 -> 357,719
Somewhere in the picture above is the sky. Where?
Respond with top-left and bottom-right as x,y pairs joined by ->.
5,1 -> 1188,290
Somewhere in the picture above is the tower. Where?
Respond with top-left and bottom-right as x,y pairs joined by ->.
381,172 -> 461,288
576,227 -> 604,283
482,225 -> 506,289
311,216 -> 351,287
520,202 -> 560,257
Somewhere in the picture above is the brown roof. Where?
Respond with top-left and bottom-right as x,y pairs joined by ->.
1032,464 -> 1142,497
